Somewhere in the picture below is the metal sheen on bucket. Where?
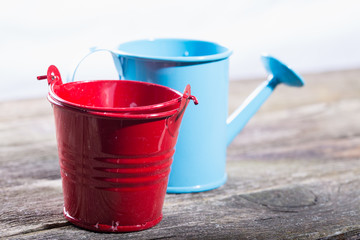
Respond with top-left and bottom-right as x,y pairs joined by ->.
37,65 -> 197,232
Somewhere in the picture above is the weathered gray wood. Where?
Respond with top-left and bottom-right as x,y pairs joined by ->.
1,69 -> 360,239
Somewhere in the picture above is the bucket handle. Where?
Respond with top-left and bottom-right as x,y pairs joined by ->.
167,84 -> 198,136
70,48 -> 123,82
178,84 -> 198,118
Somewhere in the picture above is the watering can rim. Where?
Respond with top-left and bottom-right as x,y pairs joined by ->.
110,38 -> 233,63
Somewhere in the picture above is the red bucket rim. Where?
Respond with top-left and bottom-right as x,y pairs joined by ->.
48,79 -> 183,113
48,94 -> 179,119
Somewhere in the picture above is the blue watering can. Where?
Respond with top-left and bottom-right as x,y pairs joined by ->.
72,39 -> 305,193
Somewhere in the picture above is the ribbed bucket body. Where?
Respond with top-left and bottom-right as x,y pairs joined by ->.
52,103 -> 180,232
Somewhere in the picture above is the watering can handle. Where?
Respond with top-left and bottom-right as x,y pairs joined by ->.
70,48 -> 123,82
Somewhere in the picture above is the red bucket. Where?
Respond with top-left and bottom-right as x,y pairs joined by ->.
38,66 -> 197,232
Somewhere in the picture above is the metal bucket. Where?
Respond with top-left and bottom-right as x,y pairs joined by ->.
37,65 -> 197,232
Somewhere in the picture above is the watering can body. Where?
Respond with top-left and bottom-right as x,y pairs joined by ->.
111,39 -> 232,193
73,38 -> 304,193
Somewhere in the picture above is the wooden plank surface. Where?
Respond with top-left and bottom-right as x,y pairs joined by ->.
1,69 -> 360,239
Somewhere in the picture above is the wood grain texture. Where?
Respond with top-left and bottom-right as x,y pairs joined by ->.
1,69 -> 360,239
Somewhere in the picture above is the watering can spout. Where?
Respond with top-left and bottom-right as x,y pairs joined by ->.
226,55 -> 305,146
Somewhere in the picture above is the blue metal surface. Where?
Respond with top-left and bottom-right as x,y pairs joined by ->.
113,39 -> 232,193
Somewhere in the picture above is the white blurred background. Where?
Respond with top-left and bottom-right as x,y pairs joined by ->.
1,0 -> 360,101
